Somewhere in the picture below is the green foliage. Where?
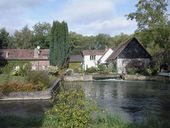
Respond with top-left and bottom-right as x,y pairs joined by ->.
127,0 -> 170,56
97,64 -> 106,72
1,61 -> 31,76
126,68 -> 138,75
126,65 -> 158,76
33,22 -> 51,48
0,28 -> 10,48
46,89 -> 97,128
12,25 -> 34,48
10,63 -> 32,76
85,67 -> 99,73
48,65 -> 59,76
65,69 -> 73,76
127,0 -> 168,30
112,61 -> 117,73
27,71 -> 50,89
50,21 -> 71,68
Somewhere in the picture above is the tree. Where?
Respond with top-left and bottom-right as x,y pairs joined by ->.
111,33 -> 130,49
127,0 -> 169,53
13,25 -> 34,48
33,22 -> 51,48
93,34 -> 112,50
50,21 -> 70,68
0,28 -> 10,48
127,0 -> 168,30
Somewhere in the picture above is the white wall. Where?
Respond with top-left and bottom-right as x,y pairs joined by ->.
83,55 -> 102,70
100,48 -> 113,64
117,58 -> 150,74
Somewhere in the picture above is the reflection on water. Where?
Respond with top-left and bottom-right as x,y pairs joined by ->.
0,100 -> 52,118
64,80 -> 170,123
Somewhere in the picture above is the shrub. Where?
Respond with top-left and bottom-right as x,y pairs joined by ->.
98,64 -> 106,72
46,88 -> 97,128
0,83 -> 39,95
10,63 -> 32,76
27,71 -> 50,89
65,69 -> 73,76
126,68 -> 138,75
86,67 -> 98,73
48,66 -> 59,76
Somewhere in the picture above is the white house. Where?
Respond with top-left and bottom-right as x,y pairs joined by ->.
82,48 -> 113,70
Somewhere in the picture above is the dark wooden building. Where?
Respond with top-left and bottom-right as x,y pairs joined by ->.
107,37 -> 152,73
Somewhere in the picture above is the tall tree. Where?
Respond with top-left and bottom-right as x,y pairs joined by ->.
0,28 -> 10,48
127,0 -> 168,30
93,34 -> 112,50
127,0 -> 169,53
13,25 -> 34,48
33,22 -> 51,48
50,21 -> 70,68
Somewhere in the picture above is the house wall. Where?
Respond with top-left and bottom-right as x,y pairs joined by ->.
100,48 -> 113,64
31,60 -> 49,70
117,58 -> 150,74
83,55 -> 102,70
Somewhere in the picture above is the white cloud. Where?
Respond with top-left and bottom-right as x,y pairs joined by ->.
73,17 -> 136,35
57,0 -> 115,23
0,0 -> 137,36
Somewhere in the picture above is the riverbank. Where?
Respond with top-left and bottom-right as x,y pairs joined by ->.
64,73 -> 170,82
124,75 -> 170,82
1,113 -> 170,128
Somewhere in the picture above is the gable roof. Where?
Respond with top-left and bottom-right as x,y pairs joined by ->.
98,48 -> 113,63
107,37 -> 151,61
82,50 -> 105,56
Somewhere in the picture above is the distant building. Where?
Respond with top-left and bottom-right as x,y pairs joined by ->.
0,49 -> 49,70
107,37 -> 152,74
82,48 -> 113,70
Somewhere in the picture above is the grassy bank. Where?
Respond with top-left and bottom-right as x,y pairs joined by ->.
1,114 -> 170,128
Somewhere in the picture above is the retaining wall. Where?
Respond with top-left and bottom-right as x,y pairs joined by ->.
0,79 -> 61,101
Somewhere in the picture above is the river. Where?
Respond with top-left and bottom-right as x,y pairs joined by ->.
64,80 -> 170,123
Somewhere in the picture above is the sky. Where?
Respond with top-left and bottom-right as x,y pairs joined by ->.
0,0 -> 169,36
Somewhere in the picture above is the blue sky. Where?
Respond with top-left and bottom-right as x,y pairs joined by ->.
0,0 -> 169,36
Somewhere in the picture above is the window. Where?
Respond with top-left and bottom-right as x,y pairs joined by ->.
90,55 -> 95,60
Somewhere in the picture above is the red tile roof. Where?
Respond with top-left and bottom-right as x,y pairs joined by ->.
0,49 -> 49,60
82,50 -> 105,56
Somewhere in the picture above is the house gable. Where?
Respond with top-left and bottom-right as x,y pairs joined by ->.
118,38 -> 151,59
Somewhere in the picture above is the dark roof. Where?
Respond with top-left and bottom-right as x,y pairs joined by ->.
69,55 -> 83,62
0,49 -> 49,60
82,50 -> 105,56
107,37 -> 151,61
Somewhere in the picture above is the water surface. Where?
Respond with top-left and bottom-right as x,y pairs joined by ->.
64,80 -> 170,123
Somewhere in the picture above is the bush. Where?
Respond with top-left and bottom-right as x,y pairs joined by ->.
126,68 -> 138,75
48,66 -> 59,76
65,69 -> 73,76
97,64 -> 106,72
86,67 -> 98,73
0,83 -> 39,95
46,88 -> 97,128
10,63 -> 32,76
27,71 -> 50,89
1,61 -> 31,76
